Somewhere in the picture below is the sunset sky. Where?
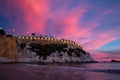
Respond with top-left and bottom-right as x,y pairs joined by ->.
0,0 -> 120,61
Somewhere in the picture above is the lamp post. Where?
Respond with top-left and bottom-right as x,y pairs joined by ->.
26,32 -> 29,36
0,27 -> 2,29
12,29 -> 15,35
32,33 -> 35,41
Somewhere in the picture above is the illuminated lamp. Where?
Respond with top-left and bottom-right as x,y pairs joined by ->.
38,37 -> 40,39
64,40 -> 66,43
0,27 -> 2,29
51,38 -> 53,41
75,43 -> 77,45
67,41 -> 69,43
30,37 -> 33,40
34,37 -> 36,40
44,37 -> 47,40
12,29 -> 15,32
60,40 -> 63,42
18,36 -> 21,39
22,36 -> 24,39
41,37 -> 43,40
48,38 -> 50,41
26,32 -> 29,36
26,36 -> 29,39
72,42 -> 75,44
66,40 -> 68,43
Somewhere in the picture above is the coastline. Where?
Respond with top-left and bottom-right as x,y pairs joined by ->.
0,63 -> 120,80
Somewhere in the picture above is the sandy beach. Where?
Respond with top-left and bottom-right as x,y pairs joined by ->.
0,63 -> 120,80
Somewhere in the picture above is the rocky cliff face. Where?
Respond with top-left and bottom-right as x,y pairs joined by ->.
0,40 -> 94,63
0,37 -> 18,60
0,29 -> 94,63
0,29 -> 18,61
17,43 -> 94,63
0,39 -> 94,63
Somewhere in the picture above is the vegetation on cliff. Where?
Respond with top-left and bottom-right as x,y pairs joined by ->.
0,29 -> 94,63
18,42 -> 93,62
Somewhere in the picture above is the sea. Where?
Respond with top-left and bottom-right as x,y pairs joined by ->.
0,62 -> 120,80
26,62 -> 120,80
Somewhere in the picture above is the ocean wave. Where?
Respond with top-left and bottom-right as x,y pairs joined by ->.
25,64 -> 120,75
86,69 -> 120,74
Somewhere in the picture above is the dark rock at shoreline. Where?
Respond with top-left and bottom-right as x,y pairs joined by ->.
111,60 -> 120,62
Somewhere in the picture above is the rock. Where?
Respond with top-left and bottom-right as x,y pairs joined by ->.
0,29 -> 94,63
111,60 -> 120,62
0,29 -> 18,60
17,43 -> 94,63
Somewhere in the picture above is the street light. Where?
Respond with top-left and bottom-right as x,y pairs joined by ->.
18,36 -> 21,39
12,29 -> 15,32
26,32 -> 29,36
0,27 -> 2,29
12,29 -> 15,35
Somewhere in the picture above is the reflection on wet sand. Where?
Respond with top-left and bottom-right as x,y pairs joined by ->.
0,64 -> 120,80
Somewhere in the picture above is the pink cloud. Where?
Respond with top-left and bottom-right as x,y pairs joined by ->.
21,0 -> 50,34
83,31 -> 119,50
53,8 -> 88,37
90,50 -> 120,61
3,0 -> 119,50
48,6 -> 99,42
102,9 -> 113,16
18,0 -> 75,34
3,1 -> 97,36
15,0 -> 118,51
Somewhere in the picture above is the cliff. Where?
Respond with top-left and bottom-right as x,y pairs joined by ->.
0,29 -> 94,63
0,29 -> 18,61
18,43 -> 94,62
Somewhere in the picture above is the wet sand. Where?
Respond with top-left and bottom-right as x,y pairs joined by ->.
0,64 -> 120,80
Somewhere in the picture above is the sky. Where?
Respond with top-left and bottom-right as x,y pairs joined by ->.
0,0 -> 120,61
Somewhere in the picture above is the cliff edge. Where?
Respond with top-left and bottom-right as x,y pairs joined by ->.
0,29 -> 94,63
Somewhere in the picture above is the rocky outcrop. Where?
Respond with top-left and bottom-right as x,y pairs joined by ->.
0,29 -> 94,63
111,60 -> 120,62
17,43 -> 94,63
